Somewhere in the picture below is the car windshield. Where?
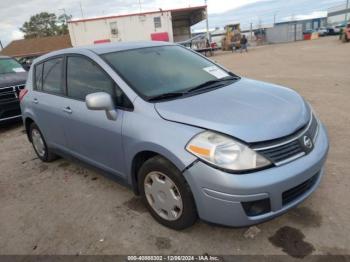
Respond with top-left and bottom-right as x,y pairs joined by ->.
102,45 -> 236,99
0,58 -> 25,74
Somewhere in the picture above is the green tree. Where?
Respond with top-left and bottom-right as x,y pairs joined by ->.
57,14 -> 73,35
20,12 -> 71,39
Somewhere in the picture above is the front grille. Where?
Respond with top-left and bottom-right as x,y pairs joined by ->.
0,85 -> 25,102
282,173 -> 319,205
258,140 -> 304,163
254,114 -> 318,165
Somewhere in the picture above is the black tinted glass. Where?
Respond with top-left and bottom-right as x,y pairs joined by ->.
67,56 -> 115,100
67,56 -> 132,108
102,46 -> 219,98
42,58 -> 64,94
34,63 -> 43,90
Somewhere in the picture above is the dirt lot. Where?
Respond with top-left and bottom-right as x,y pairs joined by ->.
0,36 -> 349,257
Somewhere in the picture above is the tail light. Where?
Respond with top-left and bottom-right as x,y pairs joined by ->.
19,88 -> 28,102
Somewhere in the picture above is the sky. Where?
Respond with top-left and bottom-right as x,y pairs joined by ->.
0,0 -> 347,47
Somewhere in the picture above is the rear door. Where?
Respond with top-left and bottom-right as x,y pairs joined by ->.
61,55 -> 131,177
31,57 -> 68,149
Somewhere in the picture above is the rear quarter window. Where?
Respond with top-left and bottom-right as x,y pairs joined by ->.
34,63 -> 43,90
42,58 -> 64,95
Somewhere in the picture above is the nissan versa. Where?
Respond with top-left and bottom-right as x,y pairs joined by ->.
20,42 -> 329,229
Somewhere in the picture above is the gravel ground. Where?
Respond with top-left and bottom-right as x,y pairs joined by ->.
0,36 -> 349,257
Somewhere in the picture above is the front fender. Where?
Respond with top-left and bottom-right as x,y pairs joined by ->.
122,106 -> 203,186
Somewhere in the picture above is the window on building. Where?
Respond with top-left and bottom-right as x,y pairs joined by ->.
305,22 -> 311,31
154,17 -> 161,28
42,58 -> 64,95
110,22 -> 119,37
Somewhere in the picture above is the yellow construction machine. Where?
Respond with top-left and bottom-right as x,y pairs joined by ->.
221,23 -> 242,51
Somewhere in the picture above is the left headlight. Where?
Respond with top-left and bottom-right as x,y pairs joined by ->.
186,131 -> 271,172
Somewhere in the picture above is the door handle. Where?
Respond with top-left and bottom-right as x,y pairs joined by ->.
63,106 -> 73,114
32,98 -> 39,104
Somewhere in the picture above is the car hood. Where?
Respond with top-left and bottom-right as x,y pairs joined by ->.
155,78 -> 311,143
0,72 -> 28,88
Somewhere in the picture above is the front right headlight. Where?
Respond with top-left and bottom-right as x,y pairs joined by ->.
186,131 -> 271,172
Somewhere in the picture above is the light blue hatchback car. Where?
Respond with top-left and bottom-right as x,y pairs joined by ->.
20,42 -> 329,229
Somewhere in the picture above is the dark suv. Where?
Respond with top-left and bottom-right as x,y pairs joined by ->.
0,56 -> 28,122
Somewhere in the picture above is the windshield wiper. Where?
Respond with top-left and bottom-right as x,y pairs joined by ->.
148,92 -> 185,102
186,76 -> 239,93
147,76 -> 240,102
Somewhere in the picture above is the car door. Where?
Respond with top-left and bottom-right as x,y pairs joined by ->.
62,55 -> 130,177
31,57 -> 68,149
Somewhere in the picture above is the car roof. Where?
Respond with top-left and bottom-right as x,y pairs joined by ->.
35,41 -> 175,63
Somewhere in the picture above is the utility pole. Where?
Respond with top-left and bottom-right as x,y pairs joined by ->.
138,0 -> 142,13
250,22 -> 253,41
59,8 -> 67,23
0,40 -> 3,50
79,1 -> 84,18
273,13 -> 277,25
258,17 -> 262,32
204,0 -> 210,42
345,0 -> 349,23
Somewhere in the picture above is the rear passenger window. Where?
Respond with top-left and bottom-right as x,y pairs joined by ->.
67,56 -> 115,100
34,63 -> 43,90
42,58 -> 64,94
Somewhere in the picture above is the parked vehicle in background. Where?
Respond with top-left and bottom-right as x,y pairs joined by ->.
317,27 -> 329,36
0,56 -> 28,122
326,27 -> 335,35
18,56 -> 36,71
21,42 -> 329,229
334,25 -> 343,34
178,34 -> 215,56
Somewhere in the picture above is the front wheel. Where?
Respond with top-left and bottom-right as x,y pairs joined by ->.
138,156 -> 197,230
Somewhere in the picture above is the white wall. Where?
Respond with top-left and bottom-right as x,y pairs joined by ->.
68,11 -> 174,46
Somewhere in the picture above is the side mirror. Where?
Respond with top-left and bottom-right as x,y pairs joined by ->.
86,92 -> 117,121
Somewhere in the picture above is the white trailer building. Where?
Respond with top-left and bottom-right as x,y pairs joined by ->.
68,6 -> 207,47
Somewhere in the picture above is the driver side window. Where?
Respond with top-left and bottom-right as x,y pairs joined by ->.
66,56 -> 132,109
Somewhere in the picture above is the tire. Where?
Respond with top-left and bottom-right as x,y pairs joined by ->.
29,122 -> 58,162
138,155 -> 197,230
